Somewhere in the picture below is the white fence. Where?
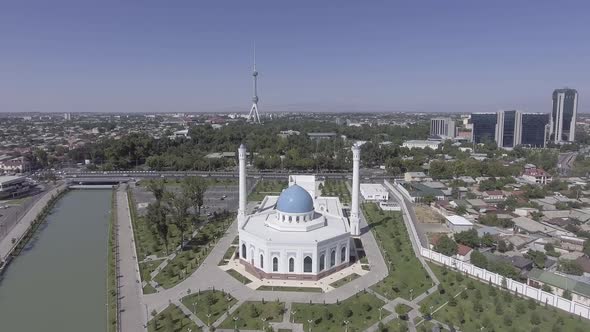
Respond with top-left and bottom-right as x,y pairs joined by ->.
421,248 -> 590,319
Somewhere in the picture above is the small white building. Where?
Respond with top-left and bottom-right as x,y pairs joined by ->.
360,184 -> 389,201
379,201 -> 401,211
445,215 -> 474,233
402,140 -> 441,150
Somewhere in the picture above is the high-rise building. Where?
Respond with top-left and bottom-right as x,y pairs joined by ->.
471,113 -> 497,144
495,110 -> 522,148
430,117 -> 456,139
521,113 -> 550,148
549,88 -> 578,143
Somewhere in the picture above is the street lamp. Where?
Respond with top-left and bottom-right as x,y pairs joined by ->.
344,320 -> 350,332
206,313 -> 212,326
261,317 -> 267,332
307,319 -> 313,332
409,288 -> 414,301
233,316 -> 239,330
192,302 -> 196,315
378,307 -> 383,320
291,310 -> 297,323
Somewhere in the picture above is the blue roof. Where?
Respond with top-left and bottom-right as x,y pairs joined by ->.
276,184 -> 314,213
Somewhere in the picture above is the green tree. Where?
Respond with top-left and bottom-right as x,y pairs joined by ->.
165,191 -> 191,249
146,179 -> 166,202
471,251 -> 488,268
146,202 -> 169,254
434,236 -> 458,256
182,176 -> 208,216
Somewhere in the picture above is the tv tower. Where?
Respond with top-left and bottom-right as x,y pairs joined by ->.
247,44 -> 261,124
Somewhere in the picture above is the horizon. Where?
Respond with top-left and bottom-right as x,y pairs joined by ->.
1,1 -> 588,113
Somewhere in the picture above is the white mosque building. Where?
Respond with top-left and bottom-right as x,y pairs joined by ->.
236,144 -> 362,280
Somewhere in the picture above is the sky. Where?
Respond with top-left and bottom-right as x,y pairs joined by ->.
1,1 -> 589,114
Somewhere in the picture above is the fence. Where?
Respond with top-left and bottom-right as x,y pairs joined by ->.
421,247 -> 590,319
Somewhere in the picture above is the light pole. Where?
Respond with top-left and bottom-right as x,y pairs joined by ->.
291,310 -> 297,323
378,307 -> 383,320
344,320 -> 350,332
206,313 -> 212,327
233,316 -> 239,330
429,305 -> 433,318
261,317 -> 267,332
192,302 -> 196,315
307,319 -> 313,332
410,288 -> 414,301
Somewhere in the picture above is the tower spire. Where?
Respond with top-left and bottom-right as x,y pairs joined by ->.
247,42 -> 261,124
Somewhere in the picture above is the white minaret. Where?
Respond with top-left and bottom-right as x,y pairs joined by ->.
247,45 -> 261,124
350,144 -> 361,236
238,144 -> 247,227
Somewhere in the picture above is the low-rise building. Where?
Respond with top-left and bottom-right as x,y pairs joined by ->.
482,190 -> 504,202
522,167 -> 552,184
402,140 -> 441,150
528,268 -> 590,306
360,184 -> 389,201
404,172 -> 428,182
0,175 -> 33,199
445,215 -> 474,233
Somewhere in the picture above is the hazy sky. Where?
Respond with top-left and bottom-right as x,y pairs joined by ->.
1,1 -> 588,113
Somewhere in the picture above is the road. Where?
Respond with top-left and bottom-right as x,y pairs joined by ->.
116,186 -> 147,332
558,152 -> 577,176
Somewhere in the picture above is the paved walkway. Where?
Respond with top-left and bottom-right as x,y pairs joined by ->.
0,183 -> 65,263
116,186 -> 147,332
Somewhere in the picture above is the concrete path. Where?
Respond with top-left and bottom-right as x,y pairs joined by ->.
0,184 -> 65,263
116,187 -> 147,332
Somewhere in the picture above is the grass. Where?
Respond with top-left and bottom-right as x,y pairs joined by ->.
227,269 -> 253,284
219,245 -> 237,265
292,292 -> 388,332
153,216 -> 234,289
256,285 -> 323,293
148,304 -> 201,332
364,203 -> 431,300
139,260 -> 160,283
417,262 -> 590,332
248,179 -> 287,201
143,283 -> 157,295
219,301 -> 285,330
329,273 -> 361,288
320,179 -> 351,204
107,191 -> 117,332
181,290 -> 237,326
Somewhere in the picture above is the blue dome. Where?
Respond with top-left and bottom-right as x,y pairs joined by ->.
276,185 -> 314,213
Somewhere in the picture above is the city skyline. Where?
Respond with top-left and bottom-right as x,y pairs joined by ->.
0,1 -> 588,113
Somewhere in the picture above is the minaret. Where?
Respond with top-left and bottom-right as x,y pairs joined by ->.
247,45 -> 261,124
350,144 -> 361,236
238,144 -> 247,227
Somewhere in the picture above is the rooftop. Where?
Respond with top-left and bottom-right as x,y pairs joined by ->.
528,268 -> 590,298
445,215 -> 473,226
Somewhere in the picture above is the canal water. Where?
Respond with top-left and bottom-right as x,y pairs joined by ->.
0,189 -> 112,332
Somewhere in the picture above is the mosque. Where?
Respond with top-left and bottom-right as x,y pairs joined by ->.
236,144 -> 362,280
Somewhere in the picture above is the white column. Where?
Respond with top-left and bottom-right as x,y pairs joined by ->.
238,144 -> 247,227
350,144 -> 361,236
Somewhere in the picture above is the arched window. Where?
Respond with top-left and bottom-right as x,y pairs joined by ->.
273,257 -> 278,272
330,250 -> 336,267
260,254 -> 264,269
341,246 -> 346,263
319,254 -> 325,271
241,244 -> 247,259
289,257 -> 295,272
304,256 -> 312,273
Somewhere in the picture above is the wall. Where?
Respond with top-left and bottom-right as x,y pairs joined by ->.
421,247 -> 590,319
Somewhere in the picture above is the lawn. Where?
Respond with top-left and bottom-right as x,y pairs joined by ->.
226,269 -> 253,284
320,179 -> 351,204
248,179 -> 287,201
148,304 -> 201,332
219,301 -> 285,330
139,260 -> 160,283
218,245 -> 237,265
256,285 -> 323,293
330,273 -> 361,288
417,263 -> 590,332
153,216 -> 234,288
364,203 -> 431,300
181,290 -> 237,327
143,283 -> 157,295
292,292 -> 388,332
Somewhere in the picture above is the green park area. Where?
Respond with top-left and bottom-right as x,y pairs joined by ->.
417,263 -> 590,332
219,301 -> 285,330
292,292 -> 388,332
226,269 -> 253,284
329,273 -> 361,288
148,304 -> 201,332
181,289 -> 237,327
320,179 -> 351,204
248,179 -> 288,201
363,203 -> 431,300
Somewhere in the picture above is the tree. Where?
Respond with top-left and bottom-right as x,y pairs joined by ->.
183,176 -> 208,216
498,239 -> 508,253
583,239 -> 590,257
563,289 -> 572,300
454,229 -> 480,248
525,250 -> 547,269
481,233 -> 495,247
434,236 -> 458,256
146,179 -> 166,202
531,311 -> 541,325
165,191 -> 192,249
471,251 -> 488,268
422,194 -> 436,205
146,202 -> 169,254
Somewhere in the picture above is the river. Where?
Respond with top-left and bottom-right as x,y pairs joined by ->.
0,189 -> 112,332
